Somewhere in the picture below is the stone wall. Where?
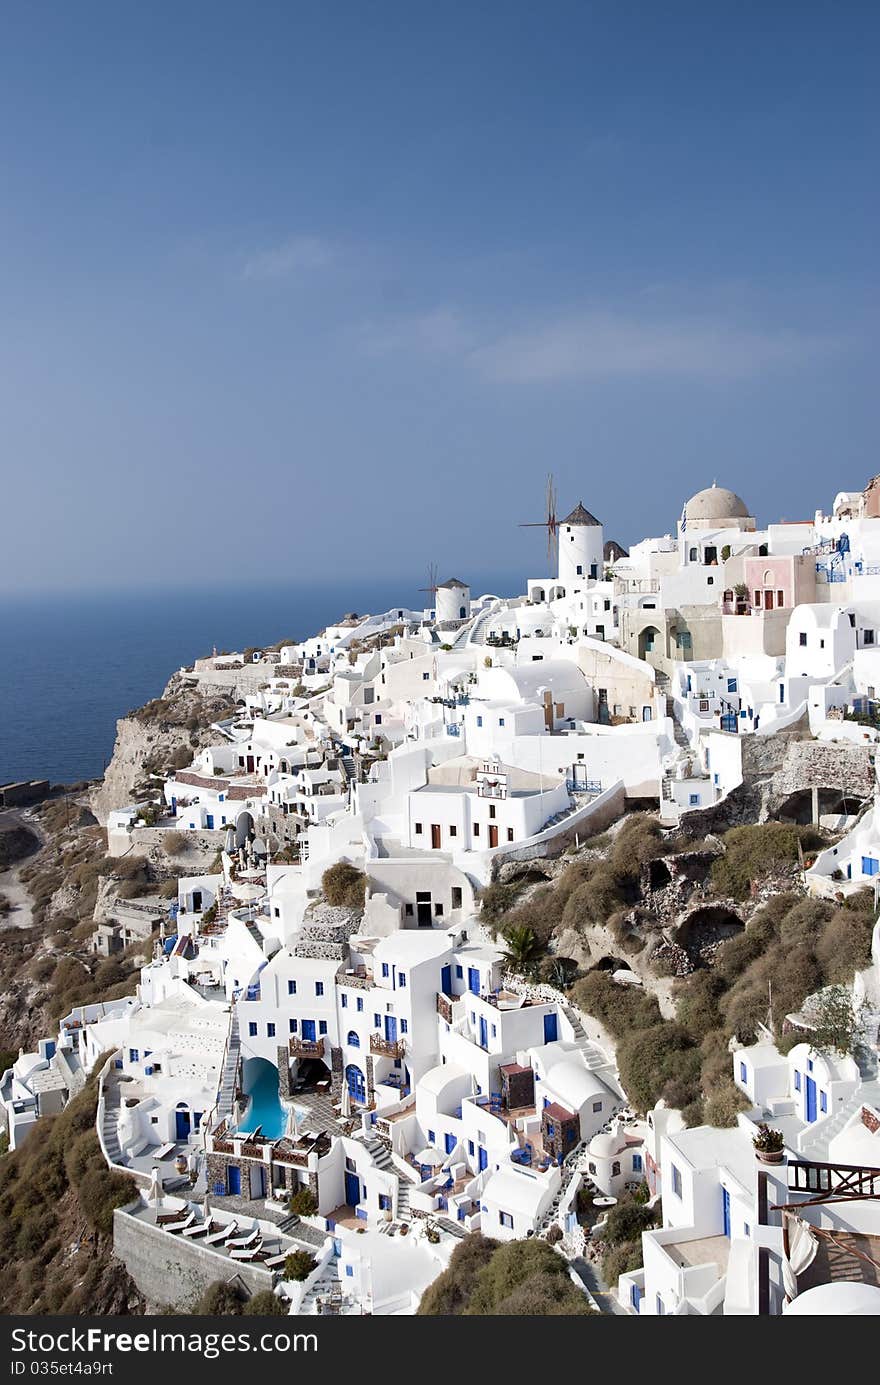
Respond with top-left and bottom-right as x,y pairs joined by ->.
113,1207 -> 274,1309
771,741 -> 875,798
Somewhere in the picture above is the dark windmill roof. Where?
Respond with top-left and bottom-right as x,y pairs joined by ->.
561,502 -> 602,527
438,578 -> 468,589
604,539 -> 629,560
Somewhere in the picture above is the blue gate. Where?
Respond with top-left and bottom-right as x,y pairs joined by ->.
346,1064 -> 366,1104
806,1075 -> 817,1123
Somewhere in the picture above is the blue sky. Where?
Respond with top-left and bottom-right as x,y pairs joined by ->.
1,2 -> 877,593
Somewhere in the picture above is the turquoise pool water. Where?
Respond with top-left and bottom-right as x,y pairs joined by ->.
239,1059 -> 287,1139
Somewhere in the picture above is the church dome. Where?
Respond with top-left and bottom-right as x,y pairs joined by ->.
684,484 -> 750,524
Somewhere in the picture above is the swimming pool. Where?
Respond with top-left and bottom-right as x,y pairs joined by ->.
238,1058 -> 288,1140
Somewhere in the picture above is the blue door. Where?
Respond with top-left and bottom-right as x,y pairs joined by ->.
479,1016 -> 488,1049
722,1186 -> 731,1238
301,1019 -> 316,1041
384,1015 -> 397,1043
344,1171 -> 361,1207
175,1108 -> 191,1140
478,1146 -> 488,1172
468,967 -> 480,995
346,1065 -> 366,1104
206,814 -> 214,830
543,1012 -> 559,1044
445,1132 -> 456,1155
806,1075 -> 817,1123
441,964 -> 452,997
227,1165 -> 241,1196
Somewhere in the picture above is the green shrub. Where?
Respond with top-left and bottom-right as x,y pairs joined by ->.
479,881 -> 525,921
417,1233 -> 498,1315
604,1197 -> 656,1246
815,908 -> 873,983
616,1022 -> 701,1113
463,1239 -> 592,1315
287,1186 -> 317,1216
601,1239 -> 643,1285
283,1249 -> 317,1281
570,971 -> 663,1039
321,862 -> 367,909
703,1082 -> 750,1127
243,1290 -> 288,1315
198,1280 -> 244,1314
710,824 -> 817,899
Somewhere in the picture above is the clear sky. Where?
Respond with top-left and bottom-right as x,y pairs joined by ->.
1,2 -> 877,593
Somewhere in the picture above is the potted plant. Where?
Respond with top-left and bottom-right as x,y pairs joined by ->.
752,1123 -> 785,1165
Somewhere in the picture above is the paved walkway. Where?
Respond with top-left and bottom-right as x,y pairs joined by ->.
570,1256 -> 628,1315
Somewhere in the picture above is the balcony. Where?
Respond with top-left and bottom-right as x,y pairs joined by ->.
337,969 -> 373,990
289,1036 -> 325,1059
370,1033 -> 406,1059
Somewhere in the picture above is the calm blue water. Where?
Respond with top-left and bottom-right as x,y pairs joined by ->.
240,1058 -> 287,1139
0,573 -> 520,786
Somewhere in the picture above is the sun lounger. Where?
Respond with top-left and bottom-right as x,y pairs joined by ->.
183,1218 -> 218,1239
153,1142 -> 176,1160
156,1209 -> 186,1225
264,1252 -> 288,1269
226,1227 -> 259,1250
205,1222 -> 236,1245
164,1212 -> 196,1233
230,1240 -> 264,1261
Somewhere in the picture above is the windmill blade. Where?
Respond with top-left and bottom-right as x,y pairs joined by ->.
419,562 -> 439,595
546,473 -> 558,561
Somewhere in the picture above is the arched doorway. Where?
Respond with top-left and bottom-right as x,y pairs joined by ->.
235,809 -> 255,850
345,1064 -> 366,1105
175,1102 -> 191,1141
638,626 -> 662,662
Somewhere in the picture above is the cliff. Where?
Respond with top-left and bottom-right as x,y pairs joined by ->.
90,674 -> 239,823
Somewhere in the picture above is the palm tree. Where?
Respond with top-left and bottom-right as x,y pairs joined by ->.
501,924 -> 543,976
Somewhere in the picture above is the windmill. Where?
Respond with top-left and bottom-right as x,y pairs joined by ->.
520,473 -> 559,564
419,563 -> 440,611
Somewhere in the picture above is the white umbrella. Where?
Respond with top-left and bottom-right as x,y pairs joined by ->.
341,1083 -> 352,1119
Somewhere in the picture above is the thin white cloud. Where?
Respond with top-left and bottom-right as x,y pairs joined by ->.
242,235 -> 335,281
353,308 -> 475,358
469,312 -> 841,382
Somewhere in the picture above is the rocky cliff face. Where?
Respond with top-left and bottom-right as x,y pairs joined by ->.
90,675 -> 239,823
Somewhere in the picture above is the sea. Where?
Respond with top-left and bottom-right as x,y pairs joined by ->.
0,574 -> 520,787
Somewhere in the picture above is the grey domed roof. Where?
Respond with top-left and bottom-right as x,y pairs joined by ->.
684,484 -> 750,523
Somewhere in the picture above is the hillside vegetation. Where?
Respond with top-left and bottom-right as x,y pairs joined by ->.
418,1234 -> 595,1315
0,1058 -> 142,1314
487,817 -> 873,1126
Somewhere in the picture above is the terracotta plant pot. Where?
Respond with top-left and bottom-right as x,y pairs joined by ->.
755,1149 -> 784,1165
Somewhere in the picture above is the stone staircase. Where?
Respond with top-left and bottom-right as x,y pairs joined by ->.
101,1077 -> 123,1165
665,695 -> 691,749
217,1013 -> 241,1121
364,1134 -> 394,1171
799,1076 -> 880,1160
